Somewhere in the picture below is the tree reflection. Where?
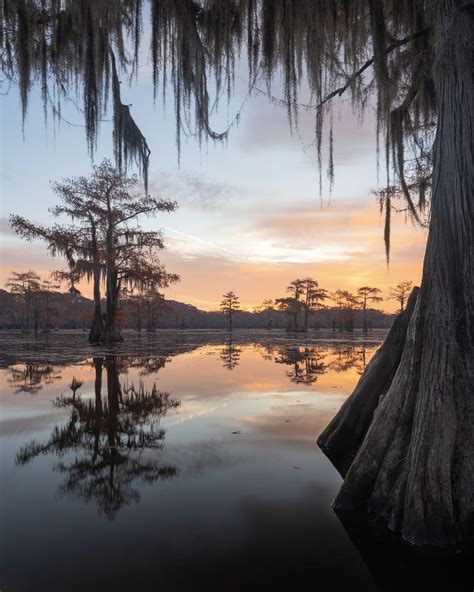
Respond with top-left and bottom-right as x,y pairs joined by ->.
7,363 -> 62,394
274,346 -> 327,385
327,345 -> 368,375
220,339 -> 242,370
16,356 -> 179,519
256,343 -> 370,385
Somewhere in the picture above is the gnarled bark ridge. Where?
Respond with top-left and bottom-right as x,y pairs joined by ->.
319,3 -> 474,547
317,287 -> 419,477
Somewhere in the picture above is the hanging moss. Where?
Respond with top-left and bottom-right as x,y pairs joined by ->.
2,0 -> 436,236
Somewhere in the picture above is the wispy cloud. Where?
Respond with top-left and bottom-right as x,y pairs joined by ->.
149,171 -> 238,211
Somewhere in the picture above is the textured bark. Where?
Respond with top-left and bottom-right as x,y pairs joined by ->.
88,225 -> 104,343
102,267 -> 123,343
317,287 -> 419,477
324,3 -> 474,546
101,218 -> 123,344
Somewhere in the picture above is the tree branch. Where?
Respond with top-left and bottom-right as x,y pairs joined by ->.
314,28 -> 430,112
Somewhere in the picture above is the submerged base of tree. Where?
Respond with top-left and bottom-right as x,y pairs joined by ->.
318,288 -> 419,476
318,287 -> 474,547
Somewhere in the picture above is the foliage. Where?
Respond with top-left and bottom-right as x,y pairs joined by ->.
2,1 -> 437,234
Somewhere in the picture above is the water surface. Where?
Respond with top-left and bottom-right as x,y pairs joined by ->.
0,331 -> 472,591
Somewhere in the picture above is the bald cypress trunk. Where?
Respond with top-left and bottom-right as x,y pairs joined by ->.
101,212 -> 123,344
320,3 -> 474,546
318,287 -> 419,476
89,226 -> 103,343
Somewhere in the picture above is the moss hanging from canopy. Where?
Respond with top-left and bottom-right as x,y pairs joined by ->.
2,0 -> 436,236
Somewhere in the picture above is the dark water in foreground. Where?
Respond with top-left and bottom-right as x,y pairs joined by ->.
0,330 -> 472,592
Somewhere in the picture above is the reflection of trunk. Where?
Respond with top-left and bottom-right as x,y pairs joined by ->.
320,6 -> 474,546
93,358 -> 103,455
106,357 -> 121,485
89,224 -> 104,342
318,288 -> 418,475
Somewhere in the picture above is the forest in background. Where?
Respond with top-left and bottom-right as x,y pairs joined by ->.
0,288 -> 395,332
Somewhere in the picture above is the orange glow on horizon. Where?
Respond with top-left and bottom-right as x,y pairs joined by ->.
1,202 -> 427,314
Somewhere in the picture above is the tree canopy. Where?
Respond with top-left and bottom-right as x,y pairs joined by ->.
3,0 -> 436,240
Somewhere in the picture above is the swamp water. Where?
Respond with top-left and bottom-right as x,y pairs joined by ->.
0,330 -> 472,591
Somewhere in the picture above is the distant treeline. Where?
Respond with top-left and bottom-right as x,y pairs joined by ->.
0,289 -> 395,332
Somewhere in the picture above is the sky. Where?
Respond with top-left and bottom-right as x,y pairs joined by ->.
0,51 -> 427,313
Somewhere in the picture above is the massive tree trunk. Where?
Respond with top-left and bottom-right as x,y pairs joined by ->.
318,287 -> 419,476
319,3 -> 473,546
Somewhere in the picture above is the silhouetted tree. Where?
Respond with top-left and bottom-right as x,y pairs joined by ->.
389,281 -> 413,312
220,291 -> 241,331
11,161 -> 179,343
331,290 -> 358,332
256,299 -> 274,329
38,278 -> 60,332
300,278 -> 328,332
6,271 -> 40,333
357,287 -> 383,332
143,285 -> 168,332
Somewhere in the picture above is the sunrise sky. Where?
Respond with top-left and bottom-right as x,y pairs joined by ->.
0,58 -> 427,313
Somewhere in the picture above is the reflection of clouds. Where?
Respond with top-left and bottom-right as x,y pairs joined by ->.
165,400 -> 231,428
162,439 -> 247,476
242,395 -> 346,446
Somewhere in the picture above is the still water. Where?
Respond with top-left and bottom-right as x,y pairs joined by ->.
0,330 -> 472,591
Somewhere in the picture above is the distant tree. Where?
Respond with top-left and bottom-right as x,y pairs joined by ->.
122,289 -> 143,332
331,290 -> 359,332
330,290 -> 346,332
11,160 -> 179,343
389,281 -> 413,312
300,278 -> 328,332
6,271 -> 40,333
275,279 -> 307,331
357,286 -> 383,332
38,278 -> 60,333
220,291 -> 241,331
143,285 -> 168,332
255,299 -> 274,329
275,296 -> 303,332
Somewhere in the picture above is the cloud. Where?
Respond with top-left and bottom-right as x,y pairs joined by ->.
149,170 -> 238,211
237,94 -> 377,166
158,198 -> 427,312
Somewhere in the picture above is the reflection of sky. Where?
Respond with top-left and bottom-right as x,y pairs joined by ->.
0,340 -> 381,591
1,339 -> 471,591
1,57 -> 427,311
